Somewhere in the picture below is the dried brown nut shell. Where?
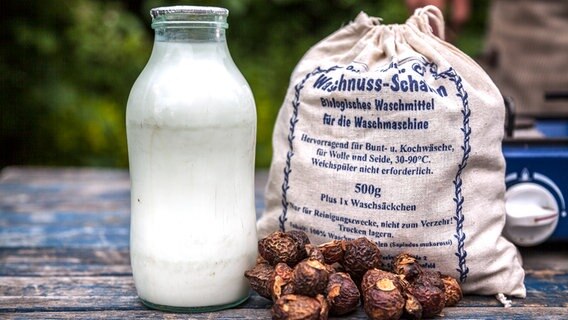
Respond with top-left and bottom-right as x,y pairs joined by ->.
363,278 -> 405,320
305,244 -> 326,263
317,240 -> 345,264
271,263 -> 295,301
441,274 -> 463,307
325,272 -> 360,315
403,293 -> 423,320
292,259 -> 330,297
342,237 -> 382,279
393,252 -> 423,282
315,294 -> 330,320
287,230 -> 310,248
409,271 -> 445,318
423,270 -> 445,291
244,262 -> 274,300
259,231 -> 305,266
287,230 -> 310,262
272,294 -> 328,320
361,269 -> 403,295
256,255 -> 269,265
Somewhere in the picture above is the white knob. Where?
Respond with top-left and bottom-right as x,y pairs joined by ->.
504,183 -> 559,246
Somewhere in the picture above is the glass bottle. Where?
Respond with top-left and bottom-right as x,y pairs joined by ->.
126,6 -> 257,312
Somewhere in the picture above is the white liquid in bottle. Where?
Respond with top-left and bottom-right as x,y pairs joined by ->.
126,7 -> 257,311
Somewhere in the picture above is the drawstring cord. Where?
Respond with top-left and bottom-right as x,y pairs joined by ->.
412,5 -> 446,40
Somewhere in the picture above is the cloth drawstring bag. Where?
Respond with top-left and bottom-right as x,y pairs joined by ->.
258,6 -> 526,297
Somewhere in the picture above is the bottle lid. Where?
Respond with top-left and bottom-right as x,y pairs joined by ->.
150,6 -> 229,29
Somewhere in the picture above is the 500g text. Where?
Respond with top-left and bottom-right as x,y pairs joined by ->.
354,183 -> 382,198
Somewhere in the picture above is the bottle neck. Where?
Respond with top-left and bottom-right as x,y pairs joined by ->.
154,27 -> 226,43
148,27 -> 232,65
148,8 -> 232,61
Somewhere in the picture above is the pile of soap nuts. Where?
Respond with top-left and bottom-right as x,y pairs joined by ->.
245,231 -> 462,320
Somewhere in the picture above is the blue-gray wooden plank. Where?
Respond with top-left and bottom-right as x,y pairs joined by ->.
0,167 -> 267,248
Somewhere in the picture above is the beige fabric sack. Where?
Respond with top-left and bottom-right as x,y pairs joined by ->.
258,6 -> 525,297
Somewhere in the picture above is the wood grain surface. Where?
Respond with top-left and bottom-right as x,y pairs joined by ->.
0,167 -> 567,319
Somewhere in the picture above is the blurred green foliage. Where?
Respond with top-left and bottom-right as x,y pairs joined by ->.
1,0 -> 149,167
0,0 -> 489,169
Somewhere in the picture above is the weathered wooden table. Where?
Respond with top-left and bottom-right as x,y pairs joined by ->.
0,167 -> 567,319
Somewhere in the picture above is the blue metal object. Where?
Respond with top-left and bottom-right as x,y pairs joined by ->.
503,119 -> 568,241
